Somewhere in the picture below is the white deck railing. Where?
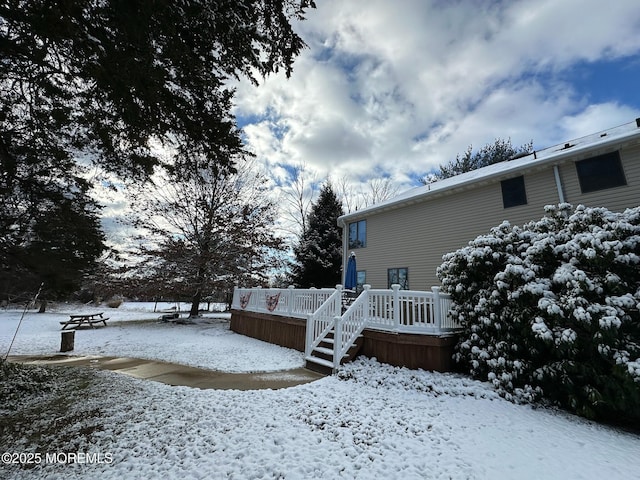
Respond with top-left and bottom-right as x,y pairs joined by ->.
232,283 -> 461,372
232,286 -> 336,319
232,284 -> 460,334
364,285 -> 458,334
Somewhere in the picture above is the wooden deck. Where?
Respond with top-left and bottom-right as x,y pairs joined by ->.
230,309 -> 458,372
230,309 -> 306,352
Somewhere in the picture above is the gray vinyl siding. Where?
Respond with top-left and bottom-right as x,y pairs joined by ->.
559,144 -> 640,211
352,169 -> 560,289
348,144 -> 640,289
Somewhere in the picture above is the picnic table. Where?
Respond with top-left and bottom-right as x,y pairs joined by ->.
60,312 -> 109,330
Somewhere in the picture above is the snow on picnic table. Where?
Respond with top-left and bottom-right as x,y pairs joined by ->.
1,303 -> 639,479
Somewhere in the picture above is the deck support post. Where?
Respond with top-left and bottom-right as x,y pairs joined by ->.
287,285 -> 295,316
392,284 -> 400,330
333,315 -> 342,370
432,286 -> 442,334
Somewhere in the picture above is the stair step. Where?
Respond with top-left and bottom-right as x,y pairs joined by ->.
305,356 -> 334,369
321,337 -> 335,345
313,346 -> 334,355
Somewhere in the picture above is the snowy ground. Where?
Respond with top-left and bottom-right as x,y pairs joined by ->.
1,303 -> 639,479
1,302 -> 303,372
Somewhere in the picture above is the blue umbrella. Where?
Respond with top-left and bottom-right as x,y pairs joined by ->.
345,252 -> 357,290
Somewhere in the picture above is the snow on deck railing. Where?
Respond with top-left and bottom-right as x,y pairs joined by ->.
232,284 -> 461,334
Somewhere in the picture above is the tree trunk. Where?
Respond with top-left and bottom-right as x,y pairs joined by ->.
190,264 -> 208,317
190,290 -> 201,317
38,299 -> 47,313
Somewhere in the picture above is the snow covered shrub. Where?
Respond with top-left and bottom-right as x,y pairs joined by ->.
0,359 -> 59,411
438,204 -> 640,425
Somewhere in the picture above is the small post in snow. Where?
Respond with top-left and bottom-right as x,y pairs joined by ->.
60,330 -> 75,352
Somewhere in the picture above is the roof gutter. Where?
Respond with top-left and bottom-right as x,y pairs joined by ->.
338,121 -> 640,223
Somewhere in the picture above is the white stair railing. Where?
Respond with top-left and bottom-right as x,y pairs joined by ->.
304,286 -> 342,360
333,287 -> 369,367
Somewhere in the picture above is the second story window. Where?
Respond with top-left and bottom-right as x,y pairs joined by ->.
348,220 -> 366,248
501,175 -> 527,208
576,151 -> 626,193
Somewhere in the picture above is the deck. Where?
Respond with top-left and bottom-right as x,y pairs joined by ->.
231,285 -> 462,372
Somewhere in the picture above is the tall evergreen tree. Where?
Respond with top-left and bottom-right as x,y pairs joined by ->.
0,174 -> 106,301
0,0 -> 315,179
291,182 -> 344,288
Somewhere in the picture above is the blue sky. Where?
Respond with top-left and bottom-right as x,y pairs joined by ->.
232,0 -> 640,212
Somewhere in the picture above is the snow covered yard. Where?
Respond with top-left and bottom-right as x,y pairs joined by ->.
0,302 -> 304,372
1,304 -> 640,479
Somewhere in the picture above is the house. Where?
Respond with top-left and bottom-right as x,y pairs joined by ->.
338,118 -> 640,290
231,118 -> 640,374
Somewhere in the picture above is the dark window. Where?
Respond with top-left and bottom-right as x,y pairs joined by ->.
348,220 -> 366,248
501,175 -> 527,208
356,270 -> 366,293
387,267 -> 409,289
576,151 -> 626,193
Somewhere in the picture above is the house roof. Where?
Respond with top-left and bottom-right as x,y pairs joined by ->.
338,118 -> 640,223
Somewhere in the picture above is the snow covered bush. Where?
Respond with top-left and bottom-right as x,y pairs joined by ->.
438,204 -> 640,425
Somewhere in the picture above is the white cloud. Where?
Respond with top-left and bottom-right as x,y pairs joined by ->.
232,0 -> 640,218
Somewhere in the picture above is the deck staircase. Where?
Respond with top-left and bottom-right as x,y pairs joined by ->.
304,288 -> 368,374
305,328 -> 364,374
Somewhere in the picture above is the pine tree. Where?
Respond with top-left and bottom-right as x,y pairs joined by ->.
427,138 -> 533,181
0,177 -> 106,301
0,0 -> 315,179
291,182 -> 344,288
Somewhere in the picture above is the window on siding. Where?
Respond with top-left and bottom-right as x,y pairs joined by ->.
576,151 -> 627,193
356,271 -> 366,293
348,220 -> 367,248
387,267 -> 409,289
501,175 -> 527,208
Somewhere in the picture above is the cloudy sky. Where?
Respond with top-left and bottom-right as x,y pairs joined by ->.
101,0 -> 640,248
232,0 -> 640,196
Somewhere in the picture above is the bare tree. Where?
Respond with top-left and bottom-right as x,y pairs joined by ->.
127,158 -> 285,317
362,177 -> 400,207
279,162 -> 319,237
336,175 -> 361,214
338,176 -> 401,212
